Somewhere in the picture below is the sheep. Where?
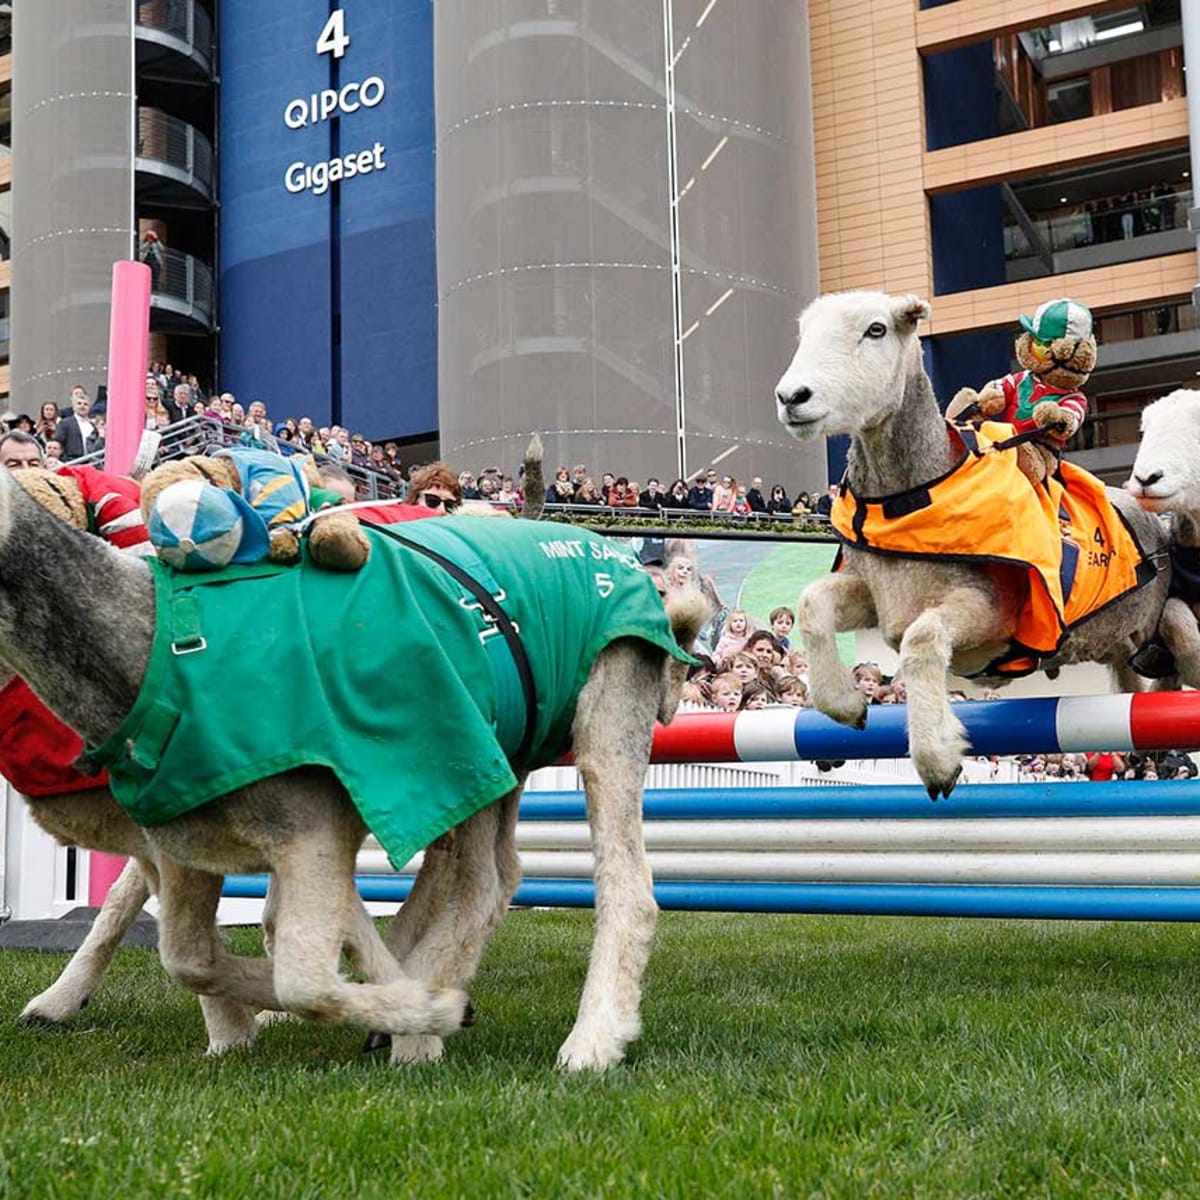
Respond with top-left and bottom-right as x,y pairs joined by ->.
1125,388 -> 1200,685
0,471 -> 705,1070
774,291 -> 1169,798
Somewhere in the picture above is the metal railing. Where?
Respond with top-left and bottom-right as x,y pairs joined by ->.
137,108 -> 214,194
135,0 -> 214,61
147,247 -> 214,326
1005,189 -> 1191,260
62,417 -> 405,503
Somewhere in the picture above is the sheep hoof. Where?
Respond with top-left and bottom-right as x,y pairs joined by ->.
17,1010 -> 59,1028
941,766 -> 962,799
853,710 -> 868,731
461,1000 -> 477,1028
362,1031 -> 391,1055
925,783 -> 940,803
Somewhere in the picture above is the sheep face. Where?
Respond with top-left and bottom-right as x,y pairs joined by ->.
1125,389 -> 1200,512
775,291 -> 930,441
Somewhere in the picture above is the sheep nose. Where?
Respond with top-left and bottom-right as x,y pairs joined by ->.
1134,470 -> 1164,488
777,385 -> 812,407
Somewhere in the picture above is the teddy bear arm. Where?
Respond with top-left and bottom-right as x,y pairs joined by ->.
306,511 -> 371,572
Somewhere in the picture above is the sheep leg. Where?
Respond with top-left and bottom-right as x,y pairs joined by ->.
19,857 -> 152,1025
797,573 -> 877,728
154,859 -> 272,1053
1161,597 -> 1200,688
384,789 -> 524,1064
900,588 -> 1006,799
557,641 -> 661,1072
265,835 -> 469,1040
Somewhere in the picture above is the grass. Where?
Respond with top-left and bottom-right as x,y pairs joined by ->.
2,911 -> 1200,1199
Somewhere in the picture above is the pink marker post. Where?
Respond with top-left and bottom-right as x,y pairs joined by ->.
88,260 -> 152,906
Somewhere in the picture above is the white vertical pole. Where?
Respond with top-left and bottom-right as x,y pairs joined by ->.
661,0 -> 688,480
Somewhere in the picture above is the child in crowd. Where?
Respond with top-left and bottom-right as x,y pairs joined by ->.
729,651 -> 760,691
776,675 -> 809,707
769,606 -> 795,648
739,680 -> 775,710
706,673 -> 743,712
713,609 -> 754,668
851,662 -> 883,703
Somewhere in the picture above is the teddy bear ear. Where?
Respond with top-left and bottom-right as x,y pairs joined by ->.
891,294 -> 931,329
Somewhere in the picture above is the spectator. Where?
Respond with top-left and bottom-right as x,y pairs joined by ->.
688,472 -> 715,511
746,631 -> 786,680
573,478 -> 604,505
852,662 -> 883,703
767,485 -> 792,515
706,672 -> 743,712
777,675 -> 809,707
606,476 -> 639,508
710,474 -> 735,512
478,476 -> 499,503
639,478 -> 664,511
324,425 -> 347,461
275,423 -> 299,455
34,402 -> 60,447
713,609 -> 754,668
9,414 -> 35,437
0,430 -> 44,470
739,680 -> 775,710
44,439 -> 65,465
815,484 -> 839,517
408,462 -> 462,512
571,464 -> 588,492
495,476 -> 519,505
166,383 -> 193,424
54,387 -> 102,460
662,478 -> 690,509
769,606 -> 795,648
139,229 -> 164,289
730,484 -> 751,516
548,466 -> 575,505
728,651 -> 760,691
793,491 -> 813,514
1085,750 -> 1125,782
746,476 -> 768,513
459,471 -> 481,499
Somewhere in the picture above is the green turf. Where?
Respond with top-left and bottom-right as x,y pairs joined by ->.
2,911 -> 1199,1199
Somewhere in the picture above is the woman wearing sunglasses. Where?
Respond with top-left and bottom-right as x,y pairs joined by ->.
407,462 -> 462,513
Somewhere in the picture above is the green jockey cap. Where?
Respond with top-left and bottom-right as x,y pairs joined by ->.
1019,298 -> 1094,343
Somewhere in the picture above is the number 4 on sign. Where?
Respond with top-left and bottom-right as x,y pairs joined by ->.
317,9 -> 350,59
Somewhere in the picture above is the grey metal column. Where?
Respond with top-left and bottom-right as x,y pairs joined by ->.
11,0 -> 134,412
1183,0 -> 1200,302
434,1 -> 823,492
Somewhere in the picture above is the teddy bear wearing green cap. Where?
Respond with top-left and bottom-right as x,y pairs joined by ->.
946,297 -> 1096,485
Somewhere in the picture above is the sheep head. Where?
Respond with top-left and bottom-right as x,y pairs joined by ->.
775,291 -> 930,441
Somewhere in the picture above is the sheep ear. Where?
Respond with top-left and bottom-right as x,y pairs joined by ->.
891,295 -> 931,329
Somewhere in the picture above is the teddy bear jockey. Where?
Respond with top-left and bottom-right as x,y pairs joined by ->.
141,445 -> 371,573
945,297 -> 1097,486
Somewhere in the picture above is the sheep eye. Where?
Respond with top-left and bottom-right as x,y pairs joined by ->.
864,322 -> 888,339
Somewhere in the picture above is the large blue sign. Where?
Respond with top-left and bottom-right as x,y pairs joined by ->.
219,1 -> 436,440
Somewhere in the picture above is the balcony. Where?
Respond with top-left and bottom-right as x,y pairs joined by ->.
136,108 -> 214,208
136,0 -> 214,82
149,247 -> 214,333
1004,187 -> 1193,282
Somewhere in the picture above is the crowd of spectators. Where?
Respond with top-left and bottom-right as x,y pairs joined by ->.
545,464 -> 838,520
682,615 -> 1200,781
1,370 -> 839,519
